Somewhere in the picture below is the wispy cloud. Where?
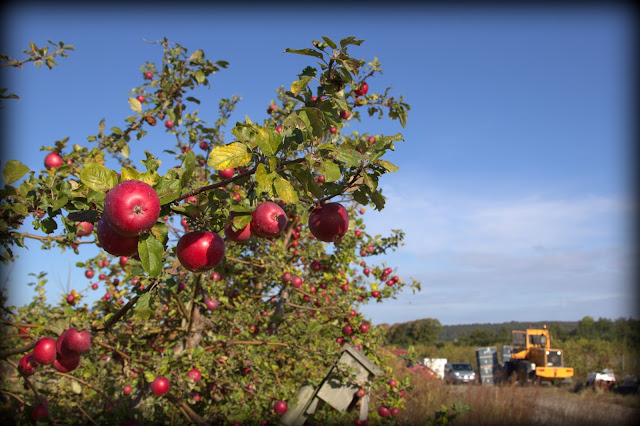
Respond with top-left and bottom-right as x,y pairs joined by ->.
360,177 -> 636,325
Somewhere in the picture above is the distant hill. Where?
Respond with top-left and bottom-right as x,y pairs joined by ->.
437,320 -> 578,342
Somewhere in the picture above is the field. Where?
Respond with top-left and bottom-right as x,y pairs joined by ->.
394,360 -> 640,425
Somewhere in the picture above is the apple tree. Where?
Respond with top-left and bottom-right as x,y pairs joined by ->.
0,36 -> 420,424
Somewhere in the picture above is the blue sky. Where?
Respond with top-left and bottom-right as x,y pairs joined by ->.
1,4 -> 635,326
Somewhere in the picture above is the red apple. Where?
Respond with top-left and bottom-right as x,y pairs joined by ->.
291,276 -> 303,288
176,231 -> 225,272
330,127 -> 337,134
378,406 -> 390,418
61,327 -> 93,354
368,136 -> 376,143
204,297 -> 219,311
44,152 -> 63,169
308,203 -> 349,242
360,324 -> 369,333
136,95 -> 146,103
32,404 -> 48,420
274,400 -> 287,415
123,385 -> 132,395
250,202 -> 287,238
267,104 -> 277,114
199,140 -> 209,150
103,180 -> 160,237
33,337 -> 57,365
97,216 -> 139,256
389,379 -> 397,388
76,221 -> 94,237
390,407 -> 400,417
187,368 -> 202,382
339,110 -> 351,120
343,325 -> 353,336
354,82 -> 369,96
224,221 -> 252,243
219,168 -> 235,179
120,256 -> 129,266
143,71 -> 153,80
151,376 -> 170,396
91,283 -> 98,290
66,294 -> 75,304
356,388 -> 366,399
282,272 -> 292,282
18,353 -> 38,376
53,351 -> 81,373
85,270 -> 94,279
165,120 -> 174,129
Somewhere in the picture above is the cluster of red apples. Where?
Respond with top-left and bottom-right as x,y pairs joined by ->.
19,328 -> 93,377
43,164 -> 352,272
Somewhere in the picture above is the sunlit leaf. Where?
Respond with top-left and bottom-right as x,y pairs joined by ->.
208,142 -> 251,170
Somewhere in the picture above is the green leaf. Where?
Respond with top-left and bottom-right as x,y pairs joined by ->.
151,223 -> 169,245
319,161 -> 341,182
373,159 -> 399,173
369,189 -> 386,211
254,164 -> 275,196
135,292 -> 153,321
284,48 -> 324,60
274,176 -> 298,204
363,173 -> 378,190
2,160 -> 30,184
154,176 -> 182,204
41,218 -> 57,234
208,142 -> 251,170
335,147 -> 361,167
232,213 -> 252,230
121,144 -> 130,159
286,164 -> 322,199
189,49 -> 205,64
254,127 -> 282,157
70,380 -> 82,394
138,234 -> 164,277
291,77 -> 312,96
181,150 -> 195,188
321,36 -> 337,49
51,196 -> 68,211
339,36 -> 364,48
194,70 -> 205,85
128,97 -> 142,113
80,163 -> 118,191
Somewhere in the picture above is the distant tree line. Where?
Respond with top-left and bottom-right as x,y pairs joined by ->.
384,316 -> 640,347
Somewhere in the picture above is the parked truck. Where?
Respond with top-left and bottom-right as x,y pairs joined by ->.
499,327 -> 573,385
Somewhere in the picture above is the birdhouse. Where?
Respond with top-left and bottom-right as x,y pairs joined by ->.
280,344 -> 383,426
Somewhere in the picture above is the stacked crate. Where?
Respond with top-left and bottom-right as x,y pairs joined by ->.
476,346 -> 498,385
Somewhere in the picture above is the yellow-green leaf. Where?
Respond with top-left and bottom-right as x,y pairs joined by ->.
254,164 -> 275,196
80,163 -> 118,191
128,97 -> 142,113
207,142 -> 251,170
274,176 -> 298,204
291,77 -> 312,96
2,160 -> 30,184
120,167 -> 140,181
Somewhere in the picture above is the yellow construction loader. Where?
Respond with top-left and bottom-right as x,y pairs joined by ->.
500,327 -> 573,385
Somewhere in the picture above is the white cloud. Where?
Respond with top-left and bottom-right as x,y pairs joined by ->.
359,177 -> 636,325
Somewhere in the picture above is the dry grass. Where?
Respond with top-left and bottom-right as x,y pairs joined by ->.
393,359 -> 640,426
